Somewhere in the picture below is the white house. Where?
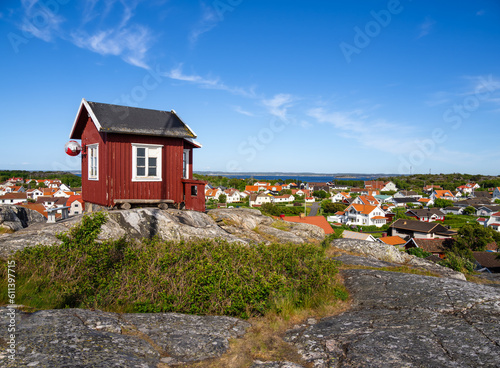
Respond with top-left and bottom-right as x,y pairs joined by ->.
305,197 -> 315,203
53,189 -> 75,198
394,190 -> 422,199
67,195 -> 84,216
485,212 -> 500,232
224,189 -> 241,203
430,190 -> 457,202
59,183 -> 72,192
342,230 -> 377,242
250,192 -> 274,206
0,193 -> 28,205
273,194 -> 294,203
332,192 -> 351,203
343,204 -> 387,228
353,195 -> 380,206
493,187 -> 500,201
456,183 -> 480,194
205,188 -> 222,201
25,188 -> 44,200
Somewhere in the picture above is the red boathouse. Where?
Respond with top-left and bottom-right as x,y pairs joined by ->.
69,98 -> 206,212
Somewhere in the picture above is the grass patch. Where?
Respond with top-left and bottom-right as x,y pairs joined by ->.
271,220 -> 291,231
0,212 -> 348,320
0,227 -> 15,234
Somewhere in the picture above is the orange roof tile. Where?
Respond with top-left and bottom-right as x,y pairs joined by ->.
379,236 -> 406,246
282,216 -> 333,234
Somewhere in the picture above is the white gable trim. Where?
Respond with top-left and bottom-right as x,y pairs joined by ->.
69,98 -> 103,139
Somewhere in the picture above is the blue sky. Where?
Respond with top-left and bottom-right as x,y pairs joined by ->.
1,0 -> 500,175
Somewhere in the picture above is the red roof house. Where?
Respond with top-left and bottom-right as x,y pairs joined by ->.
69,99 -> 206,211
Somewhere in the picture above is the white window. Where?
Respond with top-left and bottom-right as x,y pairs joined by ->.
132,144 -> 162,181
183,149 -> 190,179
88,144 -> 99,180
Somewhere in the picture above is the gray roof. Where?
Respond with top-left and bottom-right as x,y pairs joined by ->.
393,197 -> 420,203
70,99 -> 197,139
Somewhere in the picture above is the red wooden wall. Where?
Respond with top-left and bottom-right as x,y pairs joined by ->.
81,117 -> 202,209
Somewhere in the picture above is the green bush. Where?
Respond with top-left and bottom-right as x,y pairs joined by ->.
438,252 -> 475,274
1,213 -> 347,319
406,247 -> 432,258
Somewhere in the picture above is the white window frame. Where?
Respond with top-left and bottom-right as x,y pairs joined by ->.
183,149 -> 190,179
132,143 -> 163,182
87,144 -> 99,181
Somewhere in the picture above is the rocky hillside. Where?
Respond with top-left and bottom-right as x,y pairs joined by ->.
1,207 -> 499,367
0,207 -> 324,259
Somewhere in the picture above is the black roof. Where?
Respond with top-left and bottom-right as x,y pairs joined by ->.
407,208 -> 445,217
393,197 -> 420,203
70,99 -> 197,139
391,218 -> 456,236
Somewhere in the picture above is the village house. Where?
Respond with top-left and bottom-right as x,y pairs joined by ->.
69,99 -> 206,211
342,230 -> 377,242
352,195 -> 380,206
273,194 -> 295,203
224,189 -> 241,203
485,212 -> 500,232
456,183 -> 480,194
394,190 -> 421,199
67,195 -> 85,216
430,190 -> 457,202
364,180 -> 397,192
404,238 -> 455,259
331,191 -> 351,203
205,188 -> 223,201
378,235 -> 406,248
0,193 -> 28,205
405,208 -> 445,222
476,205 -> 500,217
25,188 -> 44,200
418,198 -> 434,207
423,185 -> 442,193
342,204 -> 387,227
390,219 -> 456,240
249,192 -> 274,207
389,197 -> 422,207
440,206 -> 463,215
494,187 -> 500,201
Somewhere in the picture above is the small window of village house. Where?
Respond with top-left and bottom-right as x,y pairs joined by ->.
88,144 -> 99,180
132,144 -> 162,181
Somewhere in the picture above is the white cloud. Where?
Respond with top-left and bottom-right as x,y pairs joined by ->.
71,25 -> 152,69
234,106 -> 255,117
189,3 -> 220,45
476,9 -> 486,16
307,107 -> 417,154
163,65 -> 257,97
262,94 -> 295,121
417,17 -> 436,39
20,0 -> 65,42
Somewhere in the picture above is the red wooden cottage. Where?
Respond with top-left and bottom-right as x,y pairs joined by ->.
69,98 -> 206,212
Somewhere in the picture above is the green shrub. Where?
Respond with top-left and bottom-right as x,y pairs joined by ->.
406,247 -> 432,258
1,213 -> 347,319
438,252 -> 475,274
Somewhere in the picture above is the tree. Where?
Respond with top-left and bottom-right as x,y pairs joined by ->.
463,206 -> 476,216
433,198 -> 453,208
312,190 -> 329,199
454,222 -> 495,252
218,194 -> 227,204
321,201 -> 347,214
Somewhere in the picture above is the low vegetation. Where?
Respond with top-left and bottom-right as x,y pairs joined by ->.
0,212 -> 348,320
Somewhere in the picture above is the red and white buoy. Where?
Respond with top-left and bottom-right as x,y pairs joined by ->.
64,140 -> 82,156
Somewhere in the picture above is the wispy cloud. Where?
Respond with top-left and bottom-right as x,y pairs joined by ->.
262,94 -> 295,121
20,0 -> 64,42
164,64 -> 257,98
476,9 -> 486,16
307,107 -> 417,154
417,17 -> 436,39
17,0 -> 154,69
189,3 -> 220,46
234,106 -> 255,117
71,25 -> 152,69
